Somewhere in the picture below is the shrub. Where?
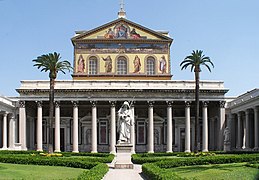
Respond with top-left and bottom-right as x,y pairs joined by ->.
77,163 -> 109,180
141,154 -> 259,179
142,163 -> 183,180
176,152 -> 216,157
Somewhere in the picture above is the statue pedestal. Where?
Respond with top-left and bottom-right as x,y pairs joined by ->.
224,141 -> 231,152
115,143 -> 133,169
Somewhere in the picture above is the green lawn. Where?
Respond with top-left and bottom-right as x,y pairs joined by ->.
0,163 -> 86,180
171,163 -> 259,180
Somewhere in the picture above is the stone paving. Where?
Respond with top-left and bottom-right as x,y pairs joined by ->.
102,164 -> 146,180
102,157 -> 147,180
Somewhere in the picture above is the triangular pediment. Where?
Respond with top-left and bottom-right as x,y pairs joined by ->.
72,18 -> 173,42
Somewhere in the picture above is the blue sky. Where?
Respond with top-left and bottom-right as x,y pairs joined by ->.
0,0 -> 258,97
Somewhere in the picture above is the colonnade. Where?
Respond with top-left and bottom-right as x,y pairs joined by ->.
0,112 -> 16,150
231,107 -> 259,150
13,100 -> 225,153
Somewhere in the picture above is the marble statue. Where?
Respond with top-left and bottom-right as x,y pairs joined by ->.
117,101 -> 133,143
224,127 -> 230,142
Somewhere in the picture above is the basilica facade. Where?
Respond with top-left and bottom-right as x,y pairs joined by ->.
0,12 -> 233,153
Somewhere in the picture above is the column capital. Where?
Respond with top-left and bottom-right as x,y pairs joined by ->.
72,101 -> 78,107
166,101 -> 173,107
19,100 -> 25,108
109,101 -> 116,107
238,111 -> 242,118
253,106 -> 259,112
202,101 -> 208,107
90,101 -> 97,107
55,101 -> 60,108
36,101 -> 43,108
3,112 -> 8,117
148,101 -> 154,107
219,101 -> 226,108
245,109 -> 250,115
185,101 -> 191,108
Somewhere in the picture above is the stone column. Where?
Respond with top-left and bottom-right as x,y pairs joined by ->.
54,101 -> 60,152
130,103 -> 135,154
166,101 -> 173,153
218,101 -> 226,150
237,112 -> 242,149
36,101 -> 43,151
8,114 -> 15,149
2,112 -> 8,149
185,101 -> 191,153
110,101 -> 116,154
147,101 -> 154,153
19,101 -> 27,150
72,101 -> 79,153
245,109 -> 249,149
202,101 -> 208,152
254,107 -> 258,149
91,101 -> 97,153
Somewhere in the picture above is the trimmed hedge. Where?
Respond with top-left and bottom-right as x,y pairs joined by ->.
142,163 -> 183,180
0,155 -> 99,169
0,151 -> 114,163
132,153 -> 179,164
142,154 -> 259,179
78,163 -> 109,180
0,153 -> 110,180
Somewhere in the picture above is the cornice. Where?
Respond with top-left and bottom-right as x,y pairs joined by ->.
17,88 -> 228,94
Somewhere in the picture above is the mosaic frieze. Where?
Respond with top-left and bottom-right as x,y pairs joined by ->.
75,43 -> 168,54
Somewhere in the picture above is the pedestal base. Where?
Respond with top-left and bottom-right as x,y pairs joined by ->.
115,143 -> 133,169
224,142 -> 231,152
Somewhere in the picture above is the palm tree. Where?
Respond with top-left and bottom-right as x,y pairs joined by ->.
180,50 -> 214,152
33,52 -> 72,153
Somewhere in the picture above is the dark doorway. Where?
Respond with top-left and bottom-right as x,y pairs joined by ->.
60,128 -> 65,152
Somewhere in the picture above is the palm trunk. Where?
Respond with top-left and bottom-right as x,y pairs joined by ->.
194,70 -> 200,152
48,78 -> 55,153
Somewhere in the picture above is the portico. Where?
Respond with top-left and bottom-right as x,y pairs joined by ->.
227,89 -> 259,151
0,96 -> 17,150
13,80 -> 228,153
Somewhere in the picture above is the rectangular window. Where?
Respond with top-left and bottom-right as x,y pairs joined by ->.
43,119 -> 47,144
99,120 -> 108,144
137,121 -> 146,144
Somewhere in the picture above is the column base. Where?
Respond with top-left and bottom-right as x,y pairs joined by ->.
91,151 -> 98,153
72,151 -> 79,153
37,149 -> 43,152
166,150 -> 173,153
147,151 -> 154,153
202,149 -> 208,152
54,150 -> 61,153
185,150 -> 191,153
110,151 -> 116,155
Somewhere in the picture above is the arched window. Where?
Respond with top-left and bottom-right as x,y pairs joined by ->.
117,57 -> 127,75
88,56 -> 97,75
146,57 -> 155,75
